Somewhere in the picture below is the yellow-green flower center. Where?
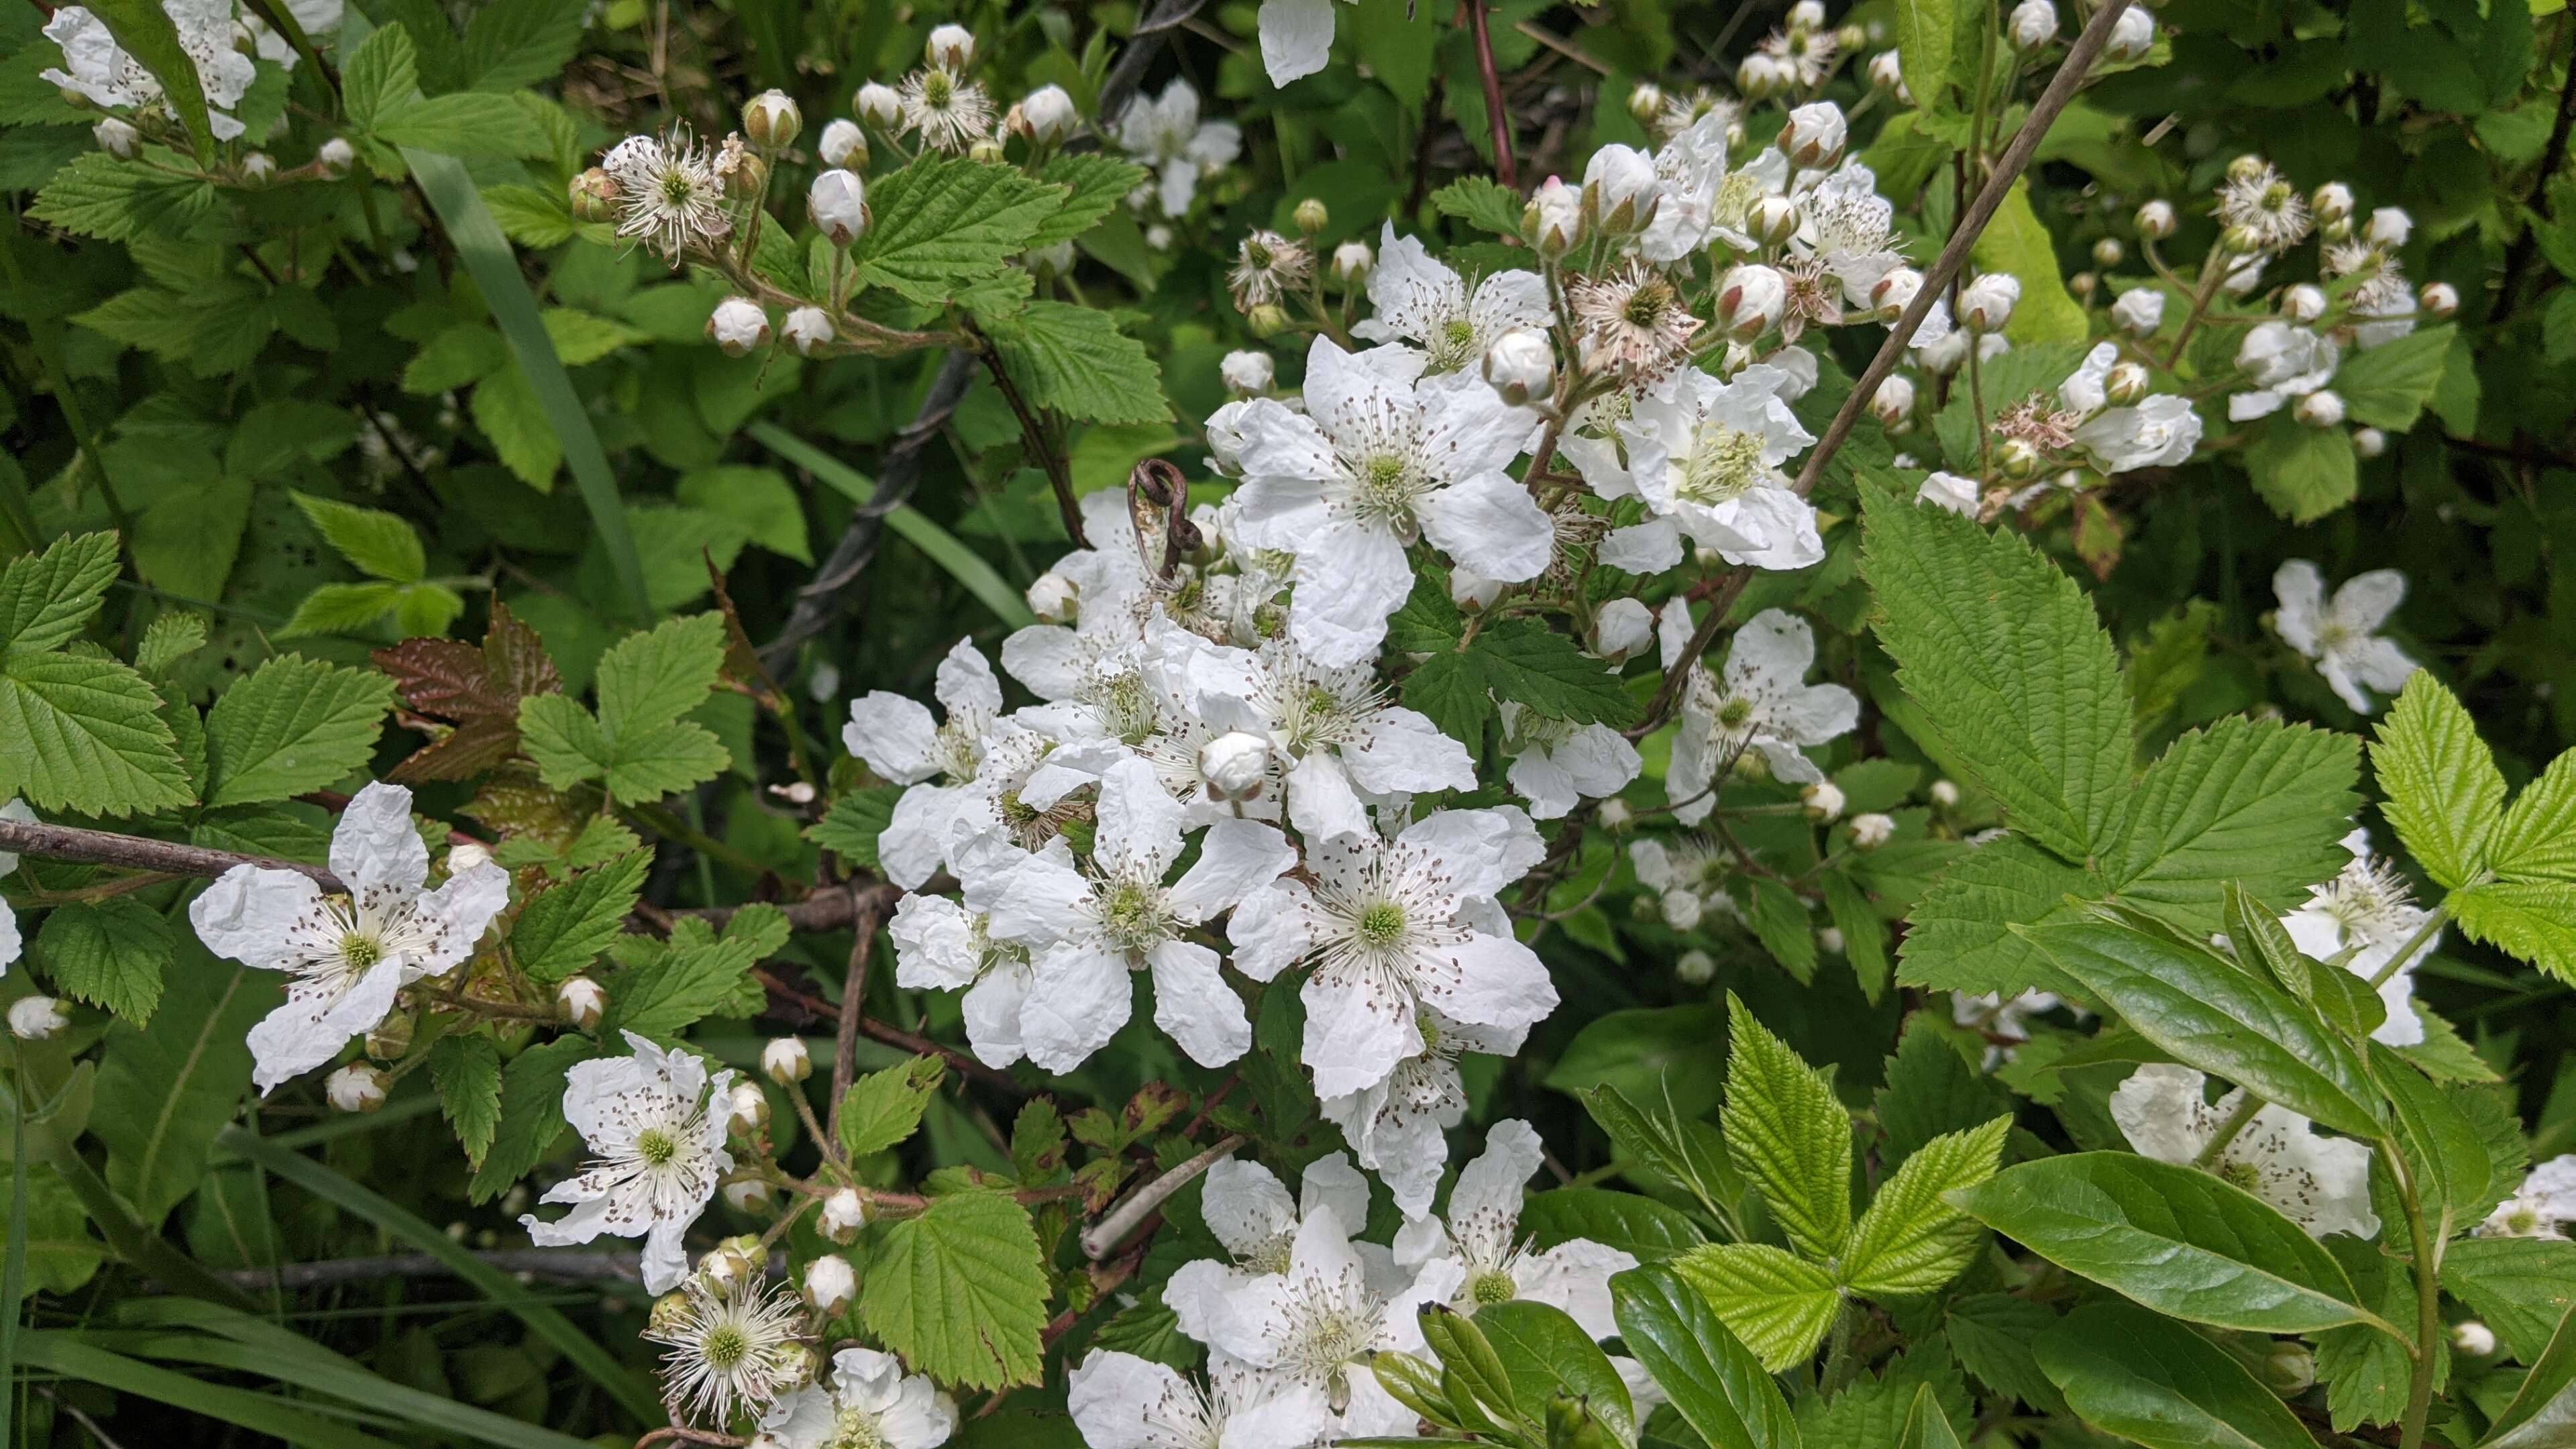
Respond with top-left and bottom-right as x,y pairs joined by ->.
638,1128 -> 679,1167
1359,902 -> 1407,947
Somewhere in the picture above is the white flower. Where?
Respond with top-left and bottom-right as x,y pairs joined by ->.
1167,1153 -> 1373,1338
1563,364 -> 1820,576
1021,83 -> 1080,144
1212,637 -> 1477,836
1228,808 -> 1554,1099
1917,470 -> 1980,517
1958,273 -> 2021,334
44,0 -> 257,140
1481,329 -> 1556,407
1228,337 -> 1550,667
761,1347 -> 956,1449
2279,841 -> 2436,1046
2273,561 -> 2418,714
601,128 -> 733,262
1663,606 -> 1859,816
1322,1010 -> 1523,1218
7,996 -> 67,1042
1332,239 -> 1374,282
2229,321 -> 2340,421
808,168 -> 869,246
2104,5 -> 2155,60
1395,1119 -> 1638,1336
1185,1210 -> 1417,1436
1590,598 -> 1654,661
842,639 -> 1005,888
818,118 -> 865,166
2110,1063 -> 2378,1238
1116,80 -> 1242,215
1501,702 -> 1642,820
2475,1157 -> 2576,1238
1069,1350 -> 1337,1449
647,1273 -> 810,1426
2112,288 -> 2165,337
957,758 -> 1294,1071
1256,0 -> 1359,85
191,782 -> 509,1092
897,66 -> 994,152
2074,394 -> 2202,474
1789,162 -> 1906,309
0,798 -> 29,974
1222,350 -> 1276,394
520,1030 -> 736,1293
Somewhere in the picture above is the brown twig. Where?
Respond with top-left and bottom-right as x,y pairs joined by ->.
970,331 -> 1090,549
826,885 -> 892,1144
1465,0 -> 1518,191
1080,1134 -> 1245,1259
1788,0 -> 2136,498
0,818 -> 341,891
751,967 -> 1027,1094
1628,568 -> 1754,738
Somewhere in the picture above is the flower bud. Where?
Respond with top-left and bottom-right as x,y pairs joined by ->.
1849,813 -> 1896,849
2353,426 -> 2387,459
240,151 -> 276,185
1786,0 -> 1825,31
1596,798 -> 1634,830
2006,0 -> 2057,52
1802,782 -> 1845,822
1776,101 -> 1847,170
1871,265 -> 1923,322
1582,144 -> 1661,235
1749,194 -> 1801,248
806,168 -> 869,247
1198,731 -> 1273,802
2112,287 -> 2165,337
722,1174 -> 776,1214
7,996 -> 68,1042
771,781 -> 818,806
2366,206 -> 2412,248
782,306 -> 836,358
708,297 -> 770,357
1958,272 -> 2021,334
1026,571 -> 1077,623
1930,779 -> 1960,807
742,89 -> 801,149
1246,303 -> 1289,337
365,1012 -> 413,1060
698,1242 -> 757,1293
1626,82 -> 1665,127
2104,360 -> 2149,406
804,1254 -> 857,1317
2135,199 -> 2176,240
2282,283 -> 2327,323
727,1080 -> 769,1137
2104,6 -> 2155,62
1717,263 -> 1788,341
1868,50 -> 1907,95
648,1291 -> 692,1338
2261,1343 -> 2315,1395
570,167 -> 617,222
968,136 -> 1005,164
2420,280 -> 2457,319
1659,888 -> 1704,932
820,1187 -> 868,1244
818,117 -> 867,168
2294,390 -> 2346,427
1869,374 -> 1916,430
1020,84 -> 1077,144
326,1063 -> 388,1114
557,975 -> 605,1029
2453,1321 -> 2497,1357
1293,197 -> 1329,235
2090,235 -> 2124,268
1675,949 -> 1715,985
1917,470 -> 1980,517
93,116 -> 140,158
1144,222 -> 1174,251
762,1036 -> 813,1084
311,136 -> 355,180
1995,436 -> 2042,479
1590,598 -> 1652,661
925,23 -> 976,70
1220,350 -> 1275,394
1331,239 -> 1373,282
1481,328 -> 1555,407
2220,222 -> 2262,256
2070,270 -> 2099,301
856,81 -> 902,129
2312,182 -> 2354,224
2227,153 -> 2270,184
1524,176 -> 1582,258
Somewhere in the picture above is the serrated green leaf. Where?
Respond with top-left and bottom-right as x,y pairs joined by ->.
1470,618 -> 1640,728
517,693 -> 608,789
1610,1264 -> 1800,1449
2102,716 -> 2361,930
36,898 -> 174,1023
1430,176 -> 1526,236
2449,880 -> 2576,980
1516,1186 -> 1709,1260
93,955 -> 274,1226
847,156 -> 1068,304
985,301 -> 1171,425
341,23 -> 419,131
1672,1242 -> 1840,1371
596,612 -> 726,734
2333,324 -> 2453,430
808,786 -> 899,867
0,652 -> 192,816
2036,1301 -> 2324,1449
468,1035 -> 597,1203
203,655 -> 394,808
1027,154 -> 1148,248
28,150 -> 219,243
1719,994 -> 1852,1263
1840,1115 -> 2009,1297
458,0 -> 586,91
2374,672 -> 2504,890
2492,749 -> 2576,883
1580,1080 -> 1743,1225
280,582 -> 405,638
1968,181 -> 2087,343
861,1191 -> 1048,1389
404,325 -> 511,394
510,851 -> 649,982
430,1034 -> 503,1167
839,1055 -> 946,1159
0,533 -> 119,657
604,934 -> 759,1042
2244,413 -> 2358,522
600,718 -> 731,804
136,613 -> 207,676
292,492 -> 425,584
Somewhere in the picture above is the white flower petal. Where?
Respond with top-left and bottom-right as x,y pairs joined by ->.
1257,0 -> 1336,84
1019,944 -> 1134,1073
331,781 -> 427,897
845,694 -> 943,784
1150,939 -> 1252,1067
1418,471 -> 1557,583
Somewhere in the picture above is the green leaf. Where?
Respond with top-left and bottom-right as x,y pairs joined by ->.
605,936 -> 759,1042
17,1335 -> 399,1449
2332,324 -> 2453,430
2243,414 -> 2358,522
598,719 -> 731,804
376,93 -> 553,157
1746,879 -> 1819,983
280,582 -> 403,639
516,694 -> 608,789
2375,1042 -> 2491,1236
861,1191 -> 1048,1390
2481,1303 -> 2576,1448
596,612 -> 727,733
2035,1301 -> 2323,1449
136,613 -> 207,676
0,533 -> 120,656
36,898 -> 173,1023
1839,1115 -> 2010,1297
290,492 -> 425,584
2449,880 -> 2576,980
2373,673 -> 2505,890
847,156 -> 1069,305
1471,619 -> 1644,728
839,1055 -> 947,1159
1517,1187 -> 1709,1260
3,1167 -> 105,1293
985,301 -> 1171,425
1026,154 -> 1148,249
1968,181 -> 2087,343
508,851 -> 650,982
1545,1004 -> 1727,1119
2445,1238 -> 2576,1362
1719,994 -> 1852,1263
28,150 -> 219,243
341,23 -> 421,131
1896,835 -> 2096,997
92,956 -> 274,1226
1472,1300 -> 1633,1430
1609,1264 -> 1800,1449
1945,1294 -> 2068,1415
676,465 -> 810,564
1821,870 -> 1891,1002
808,786 -> 900,868
2491,749 -> 2576,882
2025,918 -> 2381,1138
0,651 -> 193,816
746,422 -> 1037,628
429,1034 -> 503,1167
2101,717 -> 2360,931
405,325 -> 510,394
1431,176 -> 1527,236
1951,1153 -> 2379,1336
468,1035 -> 598,1203
1580,1080 -> 1745,1224
1862,483 -> 2130,862
1891,0 -> 1959,111
1874,1020 -> 2012,1168
203,655 -> 394,808
1672,1242 -> 1840,1372
458,0 -> 586,91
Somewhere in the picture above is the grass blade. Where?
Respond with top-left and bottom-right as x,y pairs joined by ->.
19,1333 -> 402,1449
1,1044 -> 26,1449
217,1126 -> 663,1424
747,420 -> 1038,629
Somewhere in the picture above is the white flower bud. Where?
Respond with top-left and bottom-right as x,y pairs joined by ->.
1749,194 -> 1801,248
7,996 -> 68,1041
1819,926 -> 1845,953
2105,360 -> 2149,406
1020,84 -> 1077,144
93,116 -> 139,158
1871,265 -> 1923,323
2354,426 -> 2387,459
856,82 -> 902,129
1996,436 -> 2042,480
1869,374 -> 1917,429
1482,328 -> 1555,406
1220,350 -> 1275,394
1675,949 -> 1715,985
1597,798 -> 1634,830
2282,283 -> 2327,323
241,151 -> 276,184
2261,1343 -> 2316,1395
1718,263 -> 1788,341
2135,199 -> 2177,240
1802,782 -> 1846,822
2007,0 -> 2057,52
365,1013 -> 414,1060
808,168 -> 869,247
1659,888 -> 1704,932
446,841 -> 493,876
2294,390 -> 2346,428
2070,270 -> 2099,301
722,1175 -> 775,1214
708,297 -> 770,357
728,1080 -> 770,1136
2104,6 -> 2155,62
1849,812 -> 1896,849
770,781 -> 818,805
1736,52 -> 1784,99
699,1242 -> 756,1293
1293,197 -> 1330,235
2452,1321 -> 2497,1357
1145,223 -> 1175,252
1626,82 -> 1665,127
762,1036 -> 812,1085
315,136 -> 355,178
1959,273 -> 2021,334
1590,598 -> 1653,661
1930,779 -> 1960,807
1330,239 -> 1373,282
1198,731 -> 1273,802
557,975 -> 605,1029
818,118 -> 867,168
2420,280 -> 2458,319
925,23 -> 976,70
782,306 -> 836,358
2366,207 -> 2412,248
1916,471 -> 1980,517
820,1187 -> 868,1244
743,89 -> 801,149
804,1254 -> 857,1317
2090,235 -> 2124,268
2312,182 -> 2354,224
1786,1 -> 1826,32
1582,144 -> 1662,235
2112,287 -> 2165,337
326,1063 -> 388,1114
1867,50 -> 1907,95
1777,101 -> 1848,170
1026,570 -> 1077,623
1525,176 -> 1582,257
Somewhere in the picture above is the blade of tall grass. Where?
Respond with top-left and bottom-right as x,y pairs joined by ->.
19,1334 -> 402,1449
746,420 -> 1038,629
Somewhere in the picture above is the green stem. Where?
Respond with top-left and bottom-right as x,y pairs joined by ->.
2192,1091 -> 2263,1168
2390,1136 -> 2444,1448
2163,241 -> 2233,371
625,802 -> 782,882
2370,904 -> 2451,990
